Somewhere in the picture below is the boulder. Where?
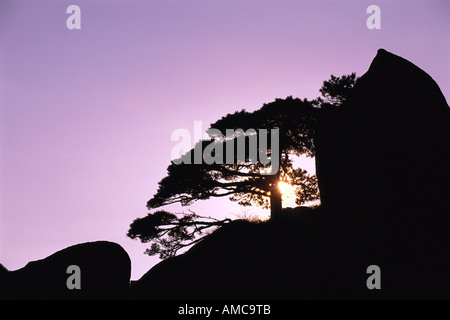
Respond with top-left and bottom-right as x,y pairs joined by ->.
129,210 -> 376,299
314,49 -> 450,298
0,241 -> 131,299
316,49 -> 450,219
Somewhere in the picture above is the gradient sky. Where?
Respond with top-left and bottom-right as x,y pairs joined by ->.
0,0 -> 448,280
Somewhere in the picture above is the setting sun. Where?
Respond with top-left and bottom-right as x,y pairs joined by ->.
277,181 -> 298,208
278,181 -> 295,198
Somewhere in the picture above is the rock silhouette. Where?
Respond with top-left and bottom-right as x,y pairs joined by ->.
129,208 -> 346,299
0,241 -> 131,299
316,48 -> 450,216
314,49 -> 450,298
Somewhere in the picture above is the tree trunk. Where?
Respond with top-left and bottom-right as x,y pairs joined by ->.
270,142 -> 283,219
270,184 -> 282,220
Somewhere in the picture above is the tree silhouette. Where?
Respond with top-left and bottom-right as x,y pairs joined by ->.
128,210 -> 231,259
128,75 -> 357,259
148,97 -> 319,219
315,72 -> 357,107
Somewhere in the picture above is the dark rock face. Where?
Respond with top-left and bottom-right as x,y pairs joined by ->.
0,264 -> 8,274
129,209 -> 384,299
129,214 -> 346,300
316,49 -> 450,217
314,49 -> 450,298
0,241 -> 131,299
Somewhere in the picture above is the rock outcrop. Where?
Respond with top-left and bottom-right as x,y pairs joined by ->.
129,211 -> 354,299
316,49 -> 450,218
0,241 -> 131,299
314,49 -> 450,298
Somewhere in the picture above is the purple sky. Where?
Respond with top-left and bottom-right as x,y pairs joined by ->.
1,0 -> 448,280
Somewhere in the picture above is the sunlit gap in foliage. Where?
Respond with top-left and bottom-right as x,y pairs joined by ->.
251,154 -> 320,222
